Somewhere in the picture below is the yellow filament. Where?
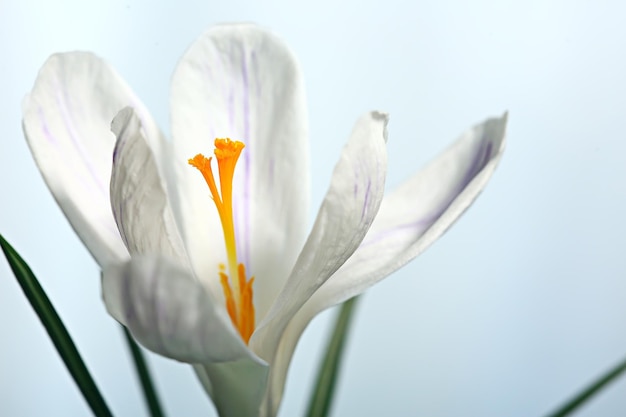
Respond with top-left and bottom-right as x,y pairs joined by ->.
188,138 -> 255,344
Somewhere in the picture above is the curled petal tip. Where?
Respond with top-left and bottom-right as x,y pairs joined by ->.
370,110 -> 389,122
110,107 -> 135,136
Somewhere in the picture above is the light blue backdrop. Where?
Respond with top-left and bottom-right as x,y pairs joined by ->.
1,1 -> 625,416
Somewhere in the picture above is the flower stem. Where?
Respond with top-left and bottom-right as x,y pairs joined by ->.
543,355 -> 626,417
122,326 -> 166,417
306,296 -> 360,417
0,234 -> 113,417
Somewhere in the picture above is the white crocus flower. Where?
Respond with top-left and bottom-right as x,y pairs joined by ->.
22,23 -> 507,417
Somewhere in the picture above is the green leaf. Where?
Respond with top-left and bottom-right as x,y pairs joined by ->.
0,234 -> 114,417
305,296 -> 360,417
122,326 -> 166,417
544,355 -> 626,417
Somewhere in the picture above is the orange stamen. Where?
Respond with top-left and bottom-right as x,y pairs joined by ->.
219,272 -> 237,326
189,138 -> 255,344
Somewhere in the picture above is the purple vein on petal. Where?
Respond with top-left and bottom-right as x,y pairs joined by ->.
240,48 -> 252,269
39,107 -> 58,146
251,51 -> 261,98
203,55 -> 218,141
39,106 -> 93,195
459,140 -> 492,190
228,87 -> 235,131
361,179 -> 372,221
362,138 -> 494,248
55,89 -> 107,195
40,103 -> 121,242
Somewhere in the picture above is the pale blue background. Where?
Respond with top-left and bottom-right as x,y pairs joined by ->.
2,1 -> 626,416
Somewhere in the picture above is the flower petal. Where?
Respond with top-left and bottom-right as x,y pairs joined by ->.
102,255 -> 264,364
261,113 -> 508,413
104,256 -> 269,415
324,112 -> 508,303
110,107 -> 187,262
170,23 -> 309,319
22,52 -> 159,266
250,111 -> 389,361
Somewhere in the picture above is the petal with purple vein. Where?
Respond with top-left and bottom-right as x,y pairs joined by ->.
22,52 -> 162,267
250,111 -> 388,365
169,24 -> 309,321
262,113 -> 508,416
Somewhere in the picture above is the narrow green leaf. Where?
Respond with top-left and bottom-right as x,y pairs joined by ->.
306,296 -> 360,417
0,234 -> 113,417
544,355 -> 626,417
122,326 -> 166,417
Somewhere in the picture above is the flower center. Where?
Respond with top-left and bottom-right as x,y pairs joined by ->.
188,138 -> 255,344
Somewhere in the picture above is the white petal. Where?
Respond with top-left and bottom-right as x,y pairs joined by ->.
196,360 -> 270,417
170,23 -> 309,319
250,111 -> 389,361
102,255 -> 265,364
323,112 -> 508,304
22,52 -> 158,266
110,107 -> 187,262
261,113 -> 508,412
